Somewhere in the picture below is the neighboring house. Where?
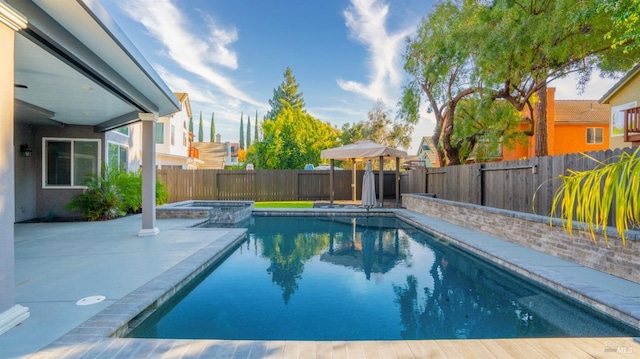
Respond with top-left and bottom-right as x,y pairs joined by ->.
3,0 -> 179,334
416,136 -> 439,167
480,87 -> 610,162
225,142 -> 240,166
599,64 -> 640,148
192,141 -> 227,169
107,93 -> 203,170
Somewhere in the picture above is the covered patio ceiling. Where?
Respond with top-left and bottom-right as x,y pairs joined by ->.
9,0 -> 180,130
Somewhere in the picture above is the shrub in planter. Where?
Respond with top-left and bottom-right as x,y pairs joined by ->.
66,169 -> 125,221
67,167 -> 170,220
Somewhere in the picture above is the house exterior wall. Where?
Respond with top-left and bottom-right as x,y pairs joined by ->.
553,123 -> 610,154
33,125 -> 103,219
606,73 -> 640,150
14,122 -> 37,222
0,22 -> 16,315
104,126 -> 142,171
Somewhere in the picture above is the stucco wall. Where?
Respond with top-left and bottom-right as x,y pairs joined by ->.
33,125 -> 103,219
607,72 -> 640,150
0,23 -> 16,314
403,194 -> 640,284
14,122 -> 37,222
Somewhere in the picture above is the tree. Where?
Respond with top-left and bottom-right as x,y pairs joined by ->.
247,107 -> 340,169
188,116 -> 193,134
254,110 -> 259,143
239,112 -> 245,150
401,0 -> 639,165
598,0 -> 640,52
210,113 -> 215,142
265,67 -> 305,121
246,115 -> 252,149
341,100 -> 413,149
198,111 -> 203,142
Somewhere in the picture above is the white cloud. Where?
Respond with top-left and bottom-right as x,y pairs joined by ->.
338,0 -> 414,104
117,0 -> 264,108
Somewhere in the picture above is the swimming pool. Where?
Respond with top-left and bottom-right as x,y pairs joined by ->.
127,215 -> 640,341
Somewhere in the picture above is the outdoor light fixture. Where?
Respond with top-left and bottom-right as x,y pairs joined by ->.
20,144 -> 32,157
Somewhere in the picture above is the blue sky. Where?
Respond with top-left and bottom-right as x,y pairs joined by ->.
100,0 -> 619,154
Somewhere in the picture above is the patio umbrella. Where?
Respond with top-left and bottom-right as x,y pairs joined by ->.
362,160 -> 377,209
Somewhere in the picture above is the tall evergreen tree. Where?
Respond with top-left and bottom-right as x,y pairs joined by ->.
188,116 -> 194,134
246,115 -> 252,148
198,111 -> 203,142
255,110 -> 259,142
265,67 -> 305,121
239,112 -> 245,150
210,113 -> 215,142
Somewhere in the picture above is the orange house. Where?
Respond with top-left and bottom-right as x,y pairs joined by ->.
500,87 -> 610,161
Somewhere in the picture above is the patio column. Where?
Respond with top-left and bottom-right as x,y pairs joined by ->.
0,4 -> 29,336
138,113 -> 159,236
379,156 -> 384,207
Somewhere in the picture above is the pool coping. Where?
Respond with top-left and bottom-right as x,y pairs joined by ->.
36,208 -> 640,356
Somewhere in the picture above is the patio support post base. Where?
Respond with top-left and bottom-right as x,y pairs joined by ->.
138,227 -> 160,237
0,305 -> 29,336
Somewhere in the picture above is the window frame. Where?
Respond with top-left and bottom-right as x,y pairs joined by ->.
611,101 -> 637,137
114,126 -> 130,137
156,122 -> 165,144
586,127 -> 604,145
42,137 -> 101,189
107,141 -> 129,171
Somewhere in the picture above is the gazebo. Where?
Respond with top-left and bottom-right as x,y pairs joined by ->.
320,140 -> 407,206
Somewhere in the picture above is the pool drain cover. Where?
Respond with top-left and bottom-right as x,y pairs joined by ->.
76,295 -> 106,306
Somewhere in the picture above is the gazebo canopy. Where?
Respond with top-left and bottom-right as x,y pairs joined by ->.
321,140 -> 407,161
320,140 -> 407,206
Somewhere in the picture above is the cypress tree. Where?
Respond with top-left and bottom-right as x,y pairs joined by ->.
255,110 -> 259,142
210,113 -> 215,142
246,115 -> 252,148
198,111 -> 203,142
239,112 -> 245,150
188,116 -> 193,134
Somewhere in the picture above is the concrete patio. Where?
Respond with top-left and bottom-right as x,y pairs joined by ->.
1,210 -> 639,358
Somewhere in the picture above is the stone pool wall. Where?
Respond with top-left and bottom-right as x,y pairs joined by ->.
403,194 -> 640,284
156,201 -> 254,224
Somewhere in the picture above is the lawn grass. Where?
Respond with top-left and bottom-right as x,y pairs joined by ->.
254,201 -> 314,208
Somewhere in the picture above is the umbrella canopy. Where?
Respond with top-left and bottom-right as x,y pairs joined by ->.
361,160 -> 377,209
320,140 -> 407,161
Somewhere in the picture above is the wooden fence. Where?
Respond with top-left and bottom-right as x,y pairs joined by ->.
157,169 -> 399,202
160,147 -> 633,222
399,147 -> 635,221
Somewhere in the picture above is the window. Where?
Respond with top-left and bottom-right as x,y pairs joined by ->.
171,125 -> 176,146
44,138 -> 100,187
611,102 -> 637,136
114,126 -> 129,136
108,142 -> 128,171
183,133 -> 187,147
587,127 -> 604,144
156,123 -> 164,144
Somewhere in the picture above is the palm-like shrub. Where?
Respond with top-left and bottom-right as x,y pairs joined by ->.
67,167 -> 170,220
66,168 -> 125,221
550,147 -> 640,245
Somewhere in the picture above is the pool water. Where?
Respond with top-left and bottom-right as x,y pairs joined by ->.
128,216 -> 640,340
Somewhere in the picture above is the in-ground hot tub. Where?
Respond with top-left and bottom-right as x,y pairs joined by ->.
156,200 -> 254,224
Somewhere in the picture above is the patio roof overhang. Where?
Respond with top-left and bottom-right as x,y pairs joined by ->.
8,0 -> 180,130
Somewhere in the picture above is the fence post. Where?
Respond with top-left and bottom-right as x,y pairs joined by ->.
479,163 -> 485,206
